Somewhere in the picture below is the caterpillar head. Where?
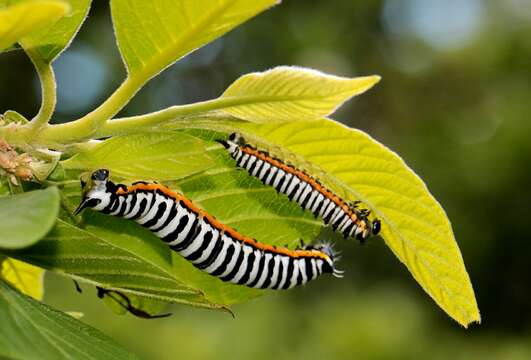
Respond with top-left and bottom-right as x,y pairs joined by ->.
371,219 -> 381,235
215,132 -> 245,153
74,169 -> 114,215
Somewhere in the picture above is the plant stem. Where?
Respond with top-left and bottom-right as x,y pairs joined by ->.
0,88 -> 265,145
26,50 -> 56,137
93,96 -> 266,137
35,75 -> 146,143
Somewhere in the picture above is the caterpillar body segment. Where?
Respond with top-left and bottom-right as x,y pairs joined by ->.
217,133 -> 381,243
76,169 -> 340,290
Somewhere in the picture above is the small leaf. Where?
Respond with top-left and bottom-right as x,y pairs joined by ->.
220,66 -> 381,122
236,119 -> 480,327
0,187 -> 60,249
0,257 -> 44,300
2,110 -> 28,124
111,0 -> 278,78
61,131 -> 215,181
0,279 -> 135,359
18,0 -> 92,63
0,0 -> 69,52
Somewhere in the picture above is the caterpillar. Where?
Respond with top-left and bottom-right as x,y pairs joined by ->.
75,169 -> 341,290
217,133 -> 381,242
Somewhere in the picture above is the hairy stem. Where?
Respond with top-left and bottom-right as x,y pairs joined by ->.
26,50 -> 56,137
36,75 -> 145,143
0,90 -> 265,146
93,96 -> 269,137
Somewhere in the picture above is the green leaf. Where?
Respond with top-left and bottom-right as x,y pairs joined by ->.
0,279 -> 135,359
13,129 -> 323,308
0,187 -> 60,249
220,66 -> 381,122
18,0 -> 92,63
77,128 -> 323,306
61,131 -> 215,181
8,218 -> 222,310
0,0 -> 69,52
0,257 -> 44,300
234,119 -> 480,327
2,110 -> 28,124
111,0 -> 278,77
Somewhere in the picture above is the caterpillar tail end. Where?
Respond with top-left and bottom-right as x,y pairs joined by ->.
333,269 -> 345,278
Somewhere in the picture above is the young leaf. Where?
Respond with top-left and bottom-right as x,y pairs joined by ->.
18,0 -> 92,63
111,0 -> 278,78
0,280 -> 135,359
0,257 -> 44,300
236,119 -> 480,327
0,0 -> 69,52
0,187 -> 60,249
61,131 -> 215,180
220,66 -> 381,122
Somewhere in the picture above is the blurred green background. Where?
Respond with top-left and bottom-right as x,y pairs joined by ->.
1,0 -> 530,359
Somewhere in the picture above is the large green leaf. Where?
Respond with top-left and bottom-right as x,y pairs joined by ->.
230,119 -> 480,327
0,187 -> 60,249
61,131 -> 215,180
8,218 -> 222,310
111,0 -> 278,77
12,128 -> 325,308
0,279 -> 135,359
0,0 -> 69,52
220,66 -> 381,122
18,0 -> 92,63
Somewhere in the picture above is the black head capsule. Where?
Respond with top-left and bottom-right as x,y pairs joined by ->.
91,168 -> 109,181
228,132 -> 245,146
371,219 -> 381,235
74,169 -> 112,215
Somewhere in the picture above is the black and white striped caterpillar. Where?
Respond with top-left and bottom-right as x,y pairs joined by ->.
75,169 -> 342,290
217,133 -> 381,242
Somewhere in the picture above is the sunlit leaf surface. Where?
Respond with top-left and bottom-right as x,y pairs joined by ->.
221,66 -> 381,122
0,258 -> 44,300
0,0 -> 69,52
234,119 -> 481,327
111,0 -> 278,79
18,0 -> 91,63
61,132 -> 215,181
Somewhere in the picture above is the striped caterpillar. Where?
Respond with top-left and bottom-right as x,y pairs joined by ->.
75,169 -> 342,290
217,133 -> 381,242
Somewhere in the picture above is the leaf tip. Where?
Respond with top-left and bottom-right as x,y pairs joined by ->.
460,309 -> 481,329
